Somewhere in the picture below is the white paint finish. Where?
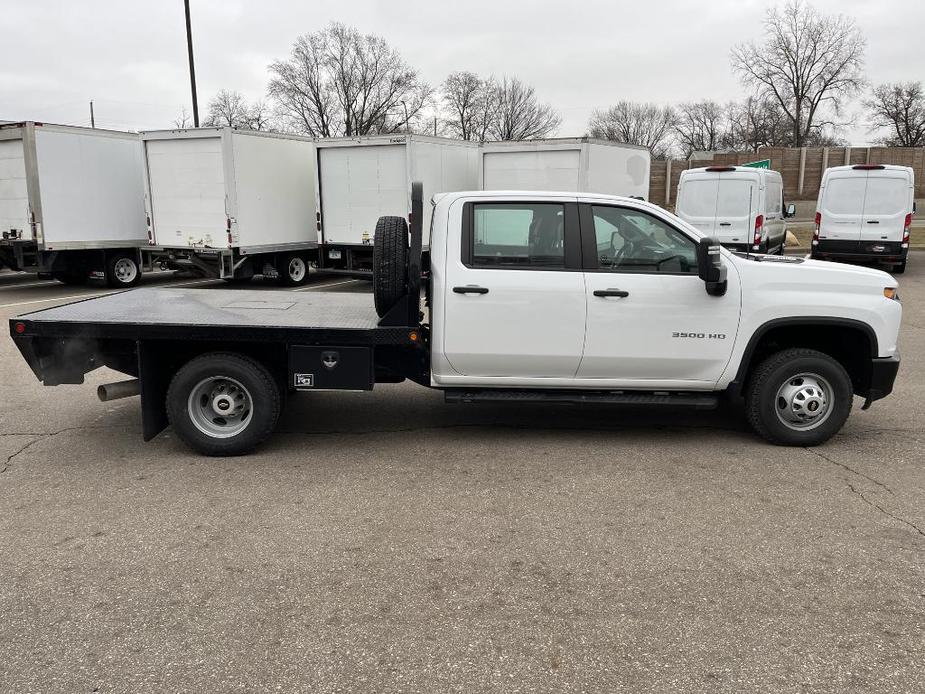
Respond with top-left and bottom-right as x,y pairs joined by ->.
34,128 -> 146,247
319,144 -> 407,246
0,138 -> 29,239
860,169 -> 913,242
817,171 -> 866,241
585,142 -> 651,199
146,135 -> 226,248
482,149 -> 580,191
410,139 -> 480,246
230,131 -> 317,248
714,177 -> 755,244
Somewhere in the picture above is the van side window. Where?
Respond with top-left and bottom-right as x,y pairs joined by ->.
765,178 -> 782,216
592,206 -> 697,274
470,203 -> 565,268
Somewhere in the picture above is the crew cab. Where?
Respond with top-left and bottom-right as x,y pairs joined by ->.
9,184 -> 902,455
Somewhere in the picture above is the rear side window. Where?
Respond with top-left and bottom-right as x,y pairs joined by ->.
765,178 -> 782,216
864,178 -> 908,215
716,179 -> 753,217
824,177 -> 866,215
677,179 -> 719,217
471,203 -> 565,268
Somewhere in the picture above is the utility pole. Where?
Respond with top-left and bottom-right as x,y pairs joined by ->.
89,100 -> 95,128
184,0 -> 200,127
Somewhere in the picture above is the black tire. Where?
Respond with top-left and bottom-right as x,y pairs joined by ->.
277,252 -> 310,286
372,215 -> 409,318
166,352 -> 281,456
745,348 -> 853,447
52,271 -> 88,286
105,253 -> 141,288
893,260 -> 906,274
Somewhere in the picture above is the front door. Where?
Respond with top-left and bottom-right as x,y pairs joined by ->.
578,203 -> 740,387
441,199 -> 586,379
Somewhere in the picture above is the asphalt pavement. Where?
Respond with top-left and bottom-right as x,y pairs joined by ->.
0,262 -> 922,693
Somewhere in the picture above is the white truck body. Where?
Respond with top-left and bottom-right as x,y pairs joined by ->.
0,122 -> 146,249
479,138 -> 651,200
142,127 -> 317,254
315,135 -> 479,266
676,166 -> 787,253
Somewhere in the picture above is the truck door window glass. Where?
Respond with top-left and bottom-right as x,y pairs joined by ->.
864,178 -> 907,215
471,203 -> 565,268
716,180 -> 753,217
677,179 -> 719,217
592,206 -> 697,274
824,178 -> 866,215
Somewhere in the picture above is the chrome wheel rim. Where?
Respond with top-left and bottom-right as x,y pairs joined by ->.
288,257 -> 307,282
775,372 -> 833,431
114,258 -> 138,284
187,376 -> 253,439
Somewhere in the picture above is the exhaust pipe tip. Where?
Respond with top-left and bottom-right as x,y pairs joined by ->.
97,379 -> 141,402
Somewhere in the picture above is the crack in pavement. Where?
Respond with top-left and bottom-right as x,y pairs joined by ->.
0,425 -> 124,474
805,447 -> 895,495
1,437 -> 43,474
846,482 -> 925,539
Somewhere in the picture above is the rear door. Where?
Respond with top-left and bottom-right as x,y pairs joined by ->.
861,170 -> 910,242
818,172 -> 866,242
675,174 -> 719,236
319,144 -> 407,246
714,174 -> 756,245
0,138 -> 30,239
482,149 -> 580,191
146,136 -> 227,248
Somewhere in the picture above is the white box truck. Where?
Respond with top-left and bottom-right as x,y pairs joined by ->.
0,122 -> 147,287
315,134 -> 480,274
142,127 -> 317,285
479,137 -> 651,199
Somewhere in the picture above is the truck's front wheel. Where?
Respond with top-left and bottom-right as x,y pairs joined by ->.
745,348 -> 853,446
167,353 -> 280,456
106,253 -> 141,288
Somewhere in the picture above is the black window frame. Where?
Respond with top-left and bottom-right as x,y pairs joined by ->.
578,203 -> 700,276
461,201 -> 582,271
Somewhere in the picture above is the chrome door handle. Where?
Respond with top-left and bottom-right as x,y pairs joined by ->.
453,285 -> 489,294
593,289 -> 630,298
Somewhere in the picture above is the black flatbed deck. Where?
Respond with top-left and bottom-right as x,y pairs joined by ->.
13,288 -> 417,345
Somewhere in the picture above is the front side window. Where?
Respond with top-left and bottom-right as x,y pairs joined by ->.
592,206 -> 697,274
471,203 -> 565,268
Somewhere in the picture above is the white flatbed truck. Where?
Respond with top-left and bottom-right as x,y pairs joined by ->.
10,184 -> 902,456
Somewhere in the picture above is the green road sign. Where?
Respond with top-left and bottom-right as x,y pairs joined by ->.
743,159 -> 771,169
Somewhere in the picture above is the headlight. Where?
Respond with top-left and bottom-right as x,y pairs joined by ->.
884,287 -> 900,301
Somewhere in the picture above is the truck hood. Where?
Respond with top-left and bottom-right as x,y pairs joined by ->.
727,252 -> 898,289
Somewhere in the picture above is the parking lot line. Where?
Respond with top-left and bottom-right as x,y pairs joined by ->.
296,279 -> 363,291
0,277 -> 221,310
0,280 -> 59,290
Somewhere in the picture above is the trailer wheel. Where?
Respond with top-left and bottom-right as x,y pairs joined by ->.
278,252 -> 310,286
106,253 -> 141,288
745,348 -> 852,447
167,352 -> 280,456
373,215 -> 409,317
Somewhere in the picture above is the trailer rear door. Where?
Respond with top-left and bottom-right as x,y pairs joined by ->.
146,136 -> 227,248
319,144 -> 407,245
482,149 -> 580,191
0,138 -> 30,240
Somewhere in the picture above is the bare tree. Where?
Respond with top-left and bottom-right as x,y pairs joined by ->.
204,90 -> 253,128
488,77 -> 561,141
865,81 -> 925,147
173,107 -> 193,129
674,100 -> 726,158
731,0 -> 865,147
441,71 -> 497,141
588,101 -> 675,158
723,97 -> 792,151
267,22 -> 431,137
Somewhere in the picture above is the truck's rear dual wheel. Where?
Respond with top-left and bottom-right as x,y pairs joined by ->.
106,253 -> 141,288
373,216 -> 409,318
167,353 -> 281,456
277,252 -> 310,286
745,348 -> 852,446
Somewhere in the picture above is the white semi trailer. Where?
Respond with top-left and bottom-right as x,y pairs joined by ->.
142,127 -> 318,285
479,137 -> 652,199
315,134 -> 480,274
0,122 -> 147,287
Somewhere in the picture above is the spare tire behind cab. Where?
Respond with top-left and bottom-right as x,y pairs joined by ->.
373,215 -> 409,318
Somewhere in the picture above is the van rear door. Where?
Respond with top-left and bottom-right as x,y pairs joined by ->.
818,172 -> 865,242
675,174 -> 718,236
714,174 -> 756,245
861,169 -> 910,243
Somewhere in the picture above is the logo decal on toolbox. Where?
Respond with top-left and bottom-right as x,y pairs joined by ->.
293,373 -> 314,387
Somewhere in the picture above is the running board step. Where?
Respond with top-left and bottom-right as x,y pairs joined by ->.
445,389 -> 719,409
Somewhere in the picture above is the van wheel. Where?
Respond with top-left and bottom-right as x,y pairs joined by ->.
745,348 -> 853,446
373,215 -> 409,318
106,253 -> 141,288
278,252 -> 310,286
167,352 -> 280,456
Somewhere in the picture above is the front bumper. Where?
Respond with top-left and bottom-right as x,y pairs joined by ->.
812,240 -> 907,263
864,354 -> 901,406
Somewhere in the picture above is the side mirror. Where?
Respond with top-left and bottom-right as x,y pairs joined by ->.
785,203 -> 796,218
696,237 -> 727,296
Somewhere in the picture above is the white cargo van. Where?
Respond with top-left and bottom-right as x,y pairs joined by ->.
0,122 -> 147,286
480,137 -> 651,199
315,134 -> 479,274
142,127 -> 317,284
812,164 -> 913,273
676,166 -> 791,254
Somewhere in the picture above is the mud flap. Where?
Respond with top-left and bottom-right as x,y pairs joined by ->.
138,341 -> 171,441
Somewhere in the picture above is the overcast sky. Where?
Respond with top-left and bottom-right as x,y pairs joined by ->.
2,0 -> 923,145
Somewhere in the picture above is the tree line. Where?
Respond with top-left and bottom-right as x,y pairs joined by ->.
184,1 -> 925,159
